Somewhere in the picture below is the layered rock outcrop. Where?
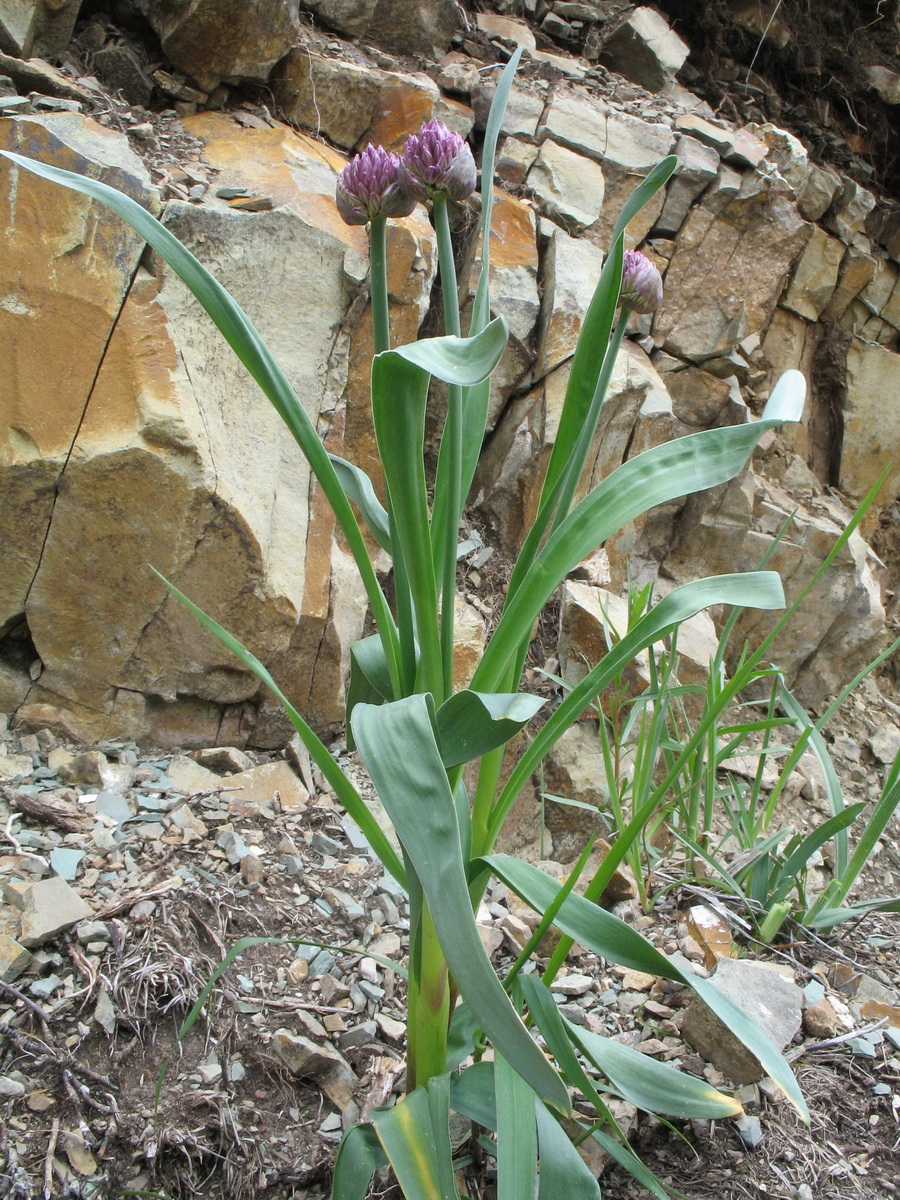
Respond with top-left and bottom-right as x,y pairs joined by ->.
1,0 -> 899,746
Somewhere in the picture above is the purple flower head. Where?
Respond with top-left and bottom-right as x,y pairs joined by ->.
619,250 -> 664,315
335,144 -> 416,226
398,119 -> 477,203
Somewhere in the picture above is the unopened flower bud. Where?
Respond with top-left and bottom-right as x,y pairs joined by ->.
335,144 -> 416,225
398,119 -> 477,202
619,250 -> 663,315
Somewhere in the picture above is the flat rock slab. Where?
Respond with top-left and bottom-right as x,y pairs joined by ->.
681,957 -> 803,1084
18,876 -> 94,948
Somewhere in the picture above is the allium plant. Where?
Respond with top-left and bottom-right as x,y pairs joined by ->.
2,52 -> 811,1199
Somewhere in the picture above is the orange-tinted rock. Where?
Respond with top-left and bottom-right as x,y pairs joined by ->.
135,0 -> 299,93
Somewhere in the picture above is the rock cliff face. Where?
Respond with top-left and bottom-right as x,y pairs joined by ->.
1,0 -> 899,746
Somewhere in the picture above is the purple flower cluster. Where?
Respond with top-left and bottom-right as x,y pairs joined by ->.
335,144 -> 416,226
335,120 -> 477,226
619,250 -> 664,315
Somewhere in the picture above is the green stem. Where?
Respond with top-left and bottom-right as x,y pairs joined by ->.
368,216 -> 391,355
370,216 -> 416,694
406,880 -> 450,1089
432,195 -> 464,702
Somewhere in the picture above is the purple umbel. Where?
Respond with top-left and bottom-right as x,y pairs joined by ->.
619,250 -> 664,315
335,144 -> 417,225
398,119 -> 477,202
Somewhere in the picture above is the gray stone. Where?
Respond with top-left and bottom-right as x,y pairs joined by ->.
598,7 -> 689,92
19,876 -> 95,948
95,791 -> 134,825
93,989 -> 117,1035
550,973 -> 594,996
0,0 -> 81,58
681,959 -> 803,1084
49,848 -> 84,881
92,44 -> 155,108
0,1076 -> 25,1097
870,722 -> 900,765
29,972 -> 61,999
338,1020 -> 378,1051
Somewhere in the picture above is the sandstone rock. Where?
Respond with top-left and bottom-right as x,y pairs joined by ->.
302,0 -> 379,38
796,160 -> 841,222
674,114 -> 766,169
598,7 -> 690,93
6,113 -> 433,748
694,484 -> 887,705
654,169 -> 810,360
803,997 -> 842,1039
655,134 -> 720,237
135,0 -> 299,93
496,136 -> 539,187
841,337 -> 900,509
0,933 -> 31,983
536,91 -> 675,249
225,761 -> 309,810
528,138 -> 605,232
1,113 -> 158,649
685,904 -> 736,970
273,1028 -> 356,1083
0,0 -> 81,58
536,222 -> 605,377
826,246 -> 877,319
477,13 -> 537,52
754,123 -> 811,196
860,259 -> 899,320
782,225 -> 844,320
166,756 -> 224,795
19,876 -> 94,948
274,51 -> 439,151
681,958 -> 802,1084
825,176 -> 876,248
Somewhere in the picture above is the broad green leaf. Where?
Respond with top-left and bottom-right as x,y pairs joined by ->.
451,1061 -> 498,1129
332,1124 -> 388,1200
149,570 -> 405,885
491,573 -> 786,840
474,374 -> 805,692
352,696 -> 570,1114
569,1023 -> 741,1119
484,855 -> 809,1121
446,1003 -> 482,1072
371,319 -> 508,696
0,149 -> 403,697
496,1053 -> 538,1200
346,633 -> 399,747
435,690 -> 545,768
385,317 -> 509,386
329,453 -> 391,551
371,1082 -> 458,1200
535,1102 -> 602,1200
